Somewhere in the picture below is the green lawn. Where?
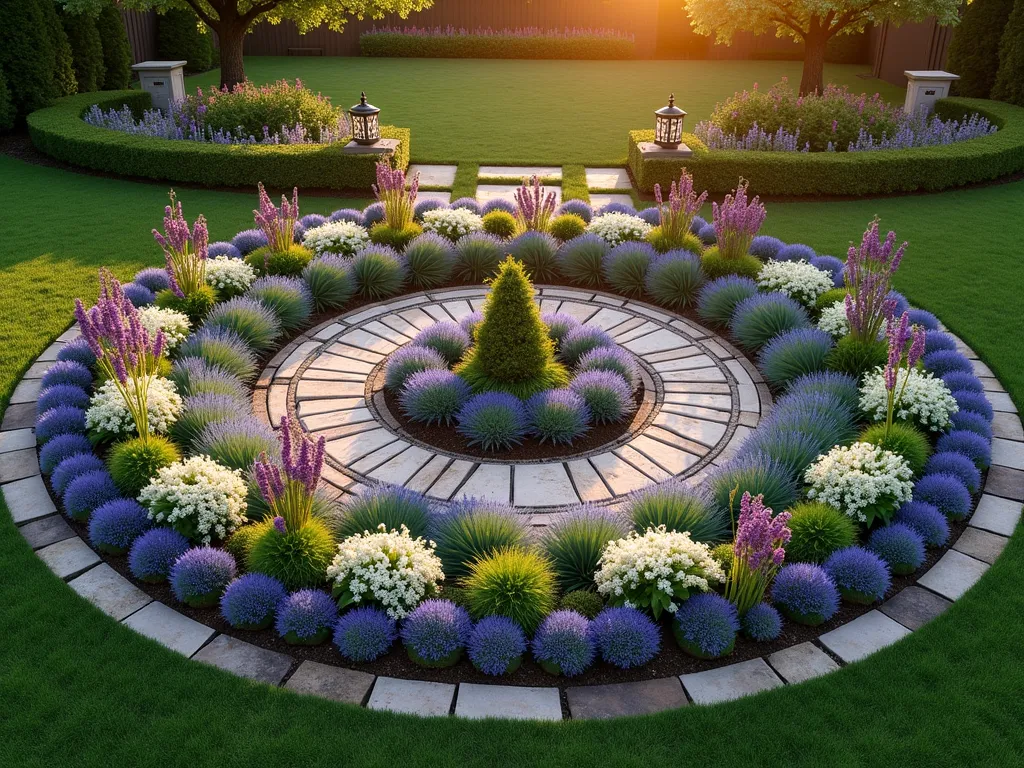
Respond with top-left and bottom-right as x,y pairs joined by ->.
1,150 -> 1023,766
184,58 -> 904,165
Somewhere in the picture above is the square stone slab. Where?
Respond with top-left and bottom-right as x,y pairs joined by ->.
566,678 -> 687,720
767,642 -> 840,684
3,475 -> 57,524
476,184 -> 562,205
417,190 -> 451,204
478,165 -> 561,180
455,463 -> 511,503
455,683 -> 562,721
36,537 -> 100,580
367,677 -> 455,717
513,463 -> 578,507
121,601 -> 215,657
971,494 -> 1022,536
590,193 -> 635,210
953,526 -> 1008,564
193,635 -> 293,685
992,412 -> 1024,441
879,585 -> 953,631
284,661 -> 375,705
992,437 -> 1024,470
68,563 -> 152,621
0,428 -> 35,454
407,164 -> 457,188
984,467 -> 1024,502
680,658 -> 784,705
0,448 -> 40,483
819,610 -> 912,663
1,403 -> 36,431
917,550 -> 990,601
585,167 -> 632,190
17,514 -> 75,550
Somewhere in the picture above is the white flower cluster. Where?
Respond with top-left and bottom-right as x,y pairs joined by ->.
805,441 -> 914,524
302,220 -> 371,256
594,526 -> 725,614
205,255 -> 256,295
585,212 -> 652,246
421,207 -> 484,240
859,367 -> 959,431
85,376 -> 183,437
817,300 -> 849,339
139,455 -> 248,544
326,524 -> 444,619
757,260 -> 835,306
137,306 -> 190,350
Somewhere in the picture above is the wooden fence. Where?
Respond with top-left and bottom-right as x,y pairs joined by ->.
122,9 -> 157,64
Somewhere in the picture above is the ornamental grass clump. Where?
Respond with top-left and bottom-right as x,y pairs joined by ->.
232,229 -> 269,256
713,179 -> 767,261
558,325 -> 616,368
220,573 -> 287,630
595,526 -> 725,619
245,276 -> 312,332
330,208 -> 365,225
805,442 -> 913,526
709,457 -> 799,521
509,231 -> 560,281
88,499 -> 153,555
275,589 -> 337,645
868,523 -> 926,575
468,616 -> 528,676
51,453 -> 105,497
645,251 -> 705,310
482,209 -> 518,239
758,328 -> 833,387
373,160 -> 417,230
602,241 -> 656,297
925,451 -> 981,494
540,312 -> 581,350
35,406 -> 87,445
483,198 -> 517,216
513,175 -> 558,235
556,233 -> 610,287
548,213 -> 587,242
542,504 -> 630,594
464,548 -> 558,633
697,275 -> 759,327
128,527 -> 189,583
575,345 -> 640,392
169,358 -> 247,401
724,492 -> 792,614
62,468 -> 119,521
742,602 -> 782,641
399,369 -> 471,426
403,232 -> 455,288
569,370 -> 634,424
789,370 -> 861,413
333,606 -> 397,662
412,322 -> 470,366
248,519 -> 336,590
913,473 -> 973,520
532,610 -> 595,677
558,199 -> 593,223
843,218 -> 907,344
363,202 -> 386,226
170,546 -> 237,608
937,429 -> 992,469
525,388 -> 591,445
592,606 -> 661,669
327,524 -> 444,619
151,190 -> 208,298
401,599 -> 473,668
107,435 -> 181,497
823,546 -> 891,604
673,592 -> 740,659
894,500 -> 950,547
755,391 -> 857,462
336,485 -> 434,540
648,169 -> 707,251
431,499 -> 528,580
859,421 -> 932,477
196,416 -> 278,473
770,563 -> 840,625
453,231 -> 504,282
729,292 -> 810,350
204,296 -> 282,352
456,392 -> 529,451
384,345 -> 448,391
178,327 -> 258,383
627,481 -> 728,543
784,501 -> 856,564
302,255 -> 357,311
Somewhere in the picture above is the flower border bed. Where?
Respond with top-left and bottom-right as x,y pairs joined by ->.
26,91 -> 411,191
628,98 -> 1024,197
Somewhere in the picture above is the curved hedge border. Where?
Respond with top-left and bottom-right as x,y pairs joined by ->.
628,98 -> 1024,196
26,91 -> 411,191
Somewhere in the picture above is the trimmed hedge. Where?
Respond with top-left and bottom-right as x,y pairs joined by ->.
27,91 -> 411,191
360,32 -> 635,60
628,98 -> 1024,196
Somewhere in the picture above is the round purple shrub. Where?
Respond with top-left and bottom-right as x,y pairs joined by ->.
399,369 -> 471,426
51,452 -> 104,495
450,197 -> 482,215
363,202 -> 386,227
231,228 -> 269,255
788,370 -> 862,414
941,371 -> 984,394
456,392 -> 529,451
56,337 -> 97,367
384,344 -> 448,390
924,331 -> 957,356
467,615 -> 528,675
35,406 -> 87,444
558,324 -> 616,368
221,573 -> 287,630
913,472 -> 973,519
400,599 -> 472,666
673,593 -> 740,659
575,345 -> 640,391
133,267 -> 171,293
690,215 -> 708,235
776,243 -> 816,262
274,589 -> 337,644
749,235 -> 785,260
923,349 -> 973,377
460,310 -> 484,339
129,527 -> 189,583
809,255 -> 845,287
823,546 -> 891,603
482,198 -> 516,215
597,202 -> 638,217
170,547 -> 237,607
532,609 -> 595,677
123,282 -> 156,307
925,451 -> 981,494
540,311 -> 581,348
333,606 -> 398,662
771,563 -> 840,625
636,206 -> 659,225
569,370 -> 634,424
697,274 -> 759,326
868,523 -> 926,575
526,388 -> 591,445
329,207 -> 365,225
557,199 -> 593,223
950,410 -> 993,440
952,390 -> 994,422
592,606 -> 661,669
41,360 -> 92,390
412,322 -> 470,366
299,213 -> 326,230
697,223 -> 717,245
888,291 -> 910,317
742,603 -> 782,641
413,198 -> 447,220
291,222 -> 306,242
208,241 -> 242,259
62,467 -> 119,520
936,429 -> 992,469
906,308 -> 940,331
894,500 -> 950,547
88,499 -> 152,554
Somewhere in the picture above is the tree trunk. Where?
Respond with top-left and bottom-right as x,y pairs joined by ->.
216,22 -> 246,89
799,29 -> 829,96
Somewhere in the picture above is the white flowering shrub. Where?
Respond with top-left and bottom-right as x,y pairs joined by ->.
421,207 -> 484,240
327,524 -> 444,619
757,260 -> 835,306
585,212 -> 652,246
85,376 -> 183,438
859,367 -> 958,431
205,255 -> 256,296
302,221 -> 371,256
137,306 -> 190,350
594,526 -> 725,618
817,300 -> 849,339
139,455 -> 248,544
805,441 -> 914,526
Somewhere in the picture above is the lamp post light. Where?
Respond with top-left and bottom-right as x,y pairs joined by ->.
654,94 -> 686,149
349,92 -> 381,145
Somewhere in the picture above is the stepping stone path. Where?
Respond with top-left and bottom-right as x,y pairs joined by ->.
585,167 -> 632,190
407,164 -> 458,188
478,165 -> 562,180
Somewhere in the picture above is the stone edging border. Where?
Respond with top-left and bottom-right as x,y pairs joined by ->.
4,312 -> 1023,721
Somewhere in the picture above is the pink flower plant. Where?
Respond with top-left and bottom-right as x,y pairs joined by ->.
882,311 -> 927,438
252,414 -> 326,532
653,169 -> 707,245
254,182 -> 299,254
724,491 -> 791,614
151,190 -> 208,297
372,161 -> 418,229
844,218 -> 907,342
513,175 -> 557,234
712,179 -> 767,260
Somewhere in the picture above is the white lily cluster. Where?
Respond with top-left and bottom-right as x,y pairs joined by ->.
302,220 -> 371,256
757,260 -> 834,306
859,366 -> 959,431
421,207 -> 484,240
85,376 -> 183,437
805,441 -> 914,524
585,212 -> 652,246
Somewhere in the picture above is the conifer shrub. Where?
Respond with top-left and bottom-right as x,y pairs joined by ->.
157,7 -> 213,72
60,8 -> 105,94
96,3 -> 132,90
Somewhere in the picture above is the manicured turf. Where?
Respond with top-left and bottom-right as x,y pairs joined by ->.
1,154 -> 1022,766
184,59 -> 905,165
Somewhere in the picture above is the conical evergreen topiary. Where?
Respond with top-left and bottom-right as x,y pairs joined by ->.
61,7 -> 105,93
0,0 -> 58,121
96,3 -> 133,91
948,0 -> 1016,98
994,0 -> 1024,105
456,257 -> 569,398
41,0 -> 78,97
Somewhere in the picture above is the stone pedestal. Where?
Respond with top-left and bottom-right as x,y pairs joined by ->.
131,61 -> 186,113
341,139 -> 400,156
904,71 -> 960,115
637,142 -> 693,160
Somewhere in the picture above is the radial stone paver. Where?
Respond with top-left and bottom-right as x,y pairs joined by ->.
878,586 -> 953,631
969,494 -> 1022,536
67,563 -> 152,621
3,475 -> 57,524
916,550 -> 990,601
953,527 -> 1008,564
36,537 -> 100,580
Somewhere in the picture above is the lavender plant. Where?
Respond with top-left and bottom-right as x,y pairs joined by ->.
844,219 -> 907,343
151,191 -> 208,297
513,175 -> 557,234
712,179 -> 767,261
